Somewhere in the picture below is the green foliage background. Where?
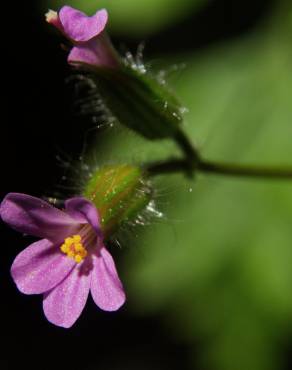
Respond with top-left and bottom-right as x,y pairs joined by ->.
45,1 -> 292,369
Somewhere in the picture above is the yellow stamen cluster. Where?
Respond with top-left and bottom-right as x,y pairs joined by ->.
60,235 -> 87,263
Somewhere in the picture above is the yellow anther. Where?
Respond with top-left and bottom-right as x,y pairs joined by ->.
65,237 -> 73,245
74,243 -> 83,252
60,244 -> 69,253
73,235 -> 81,242
80,249 -> 88,258
74,255 -> 83,263
60,234 -> 87,263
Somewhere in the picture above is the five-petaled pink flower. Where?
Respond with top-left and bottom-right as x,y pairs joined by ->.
0,193 -> 125,328
46,5 -> 118,67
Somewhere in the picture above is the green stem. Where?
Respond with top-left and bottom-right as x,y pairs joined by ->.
145,126 -> 292,180
146,158 -> 292,180
199,160 -> 292,179
174,129 -> 200,165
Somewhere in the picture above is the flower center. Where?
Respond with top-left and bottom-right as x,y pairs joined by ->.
60,234 -> 88,263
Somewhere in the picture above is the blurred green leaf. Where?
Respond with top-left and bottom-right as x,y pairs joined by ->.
46,0 -> 207,36
94,6 -> 292,370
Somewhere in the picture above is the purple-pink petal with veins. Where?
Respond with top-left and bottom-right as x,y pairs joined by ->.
11,239 -> 76,295
59,6 -> 108,42
43,261 -> 91,328
0,193 -> 78,241
90,247 -> 126,311
65,197 -> 102,237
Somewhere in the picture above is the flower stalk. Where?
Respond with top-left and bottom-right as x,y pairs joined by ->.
146,157 -> 292,180
46,5 -> 292,183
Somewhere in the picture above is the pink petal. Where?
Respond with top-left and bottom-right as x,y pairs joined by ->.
68,42 -> 102,66
90,247 -> 126,311
65,197 -> 102,237
59,6 -> 108,42
0,193 -> 78,241
68,36 -> 119,68
43,262 -> 91,328
11,239 -> 76,295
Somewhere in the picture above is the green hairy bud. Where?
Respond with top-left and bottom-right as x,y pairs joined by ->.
83,164 -> 153,238
90,64 -> 184,140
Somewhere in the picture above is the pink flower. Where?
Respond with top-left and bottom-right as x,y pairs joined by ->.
0,193 -> 125,328
46,6 -> 119,67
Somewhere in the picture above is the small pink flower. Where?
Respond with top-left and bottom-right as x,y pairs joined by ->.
0,193 -> 125,328
46,6 -> 119,68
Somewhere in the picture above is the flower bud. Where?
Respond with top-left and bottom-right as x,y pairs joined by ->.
46,5 -> 184,140
83,164 -> 152,238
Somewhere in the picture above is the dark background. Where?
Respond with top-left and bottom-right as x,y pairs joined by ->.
1,1 -> 285,369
